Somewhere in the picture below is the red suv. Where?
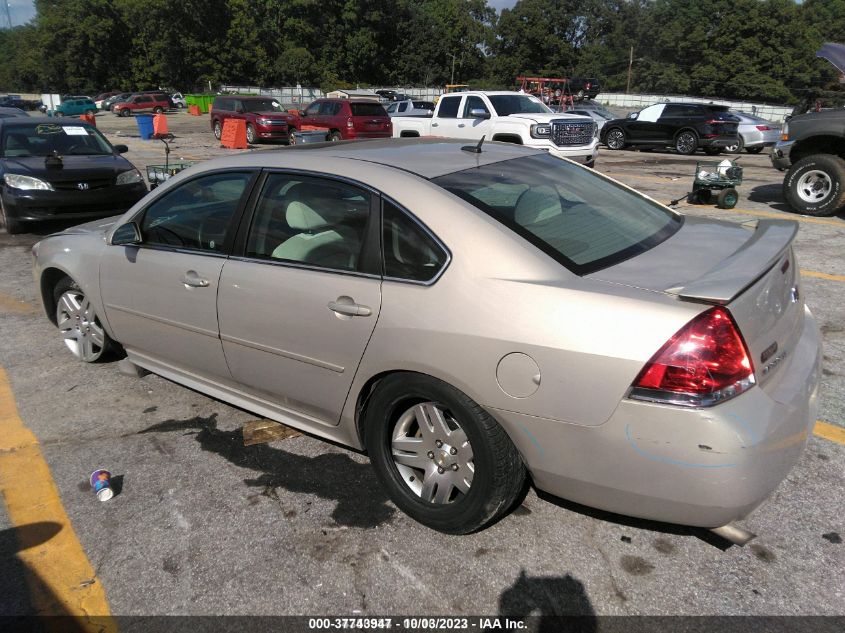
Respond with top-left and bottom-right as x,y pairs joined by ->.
210,96 -> 297,144
112,93 -> 170,117
298,99 -> 392,141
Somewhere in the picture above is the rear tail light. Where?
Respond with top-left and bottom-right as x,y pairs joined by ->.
756,125 -> 770,131
629,307 -> 755,407
347,117 -> 354,128
705,119 -> 726,125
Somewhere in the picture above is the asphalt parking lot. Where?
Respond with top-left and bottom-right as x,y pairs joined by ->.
0,110 -> 843,621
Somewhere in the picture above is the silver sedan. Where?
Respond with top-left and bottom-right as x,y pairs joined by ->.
32,139 -> 821,538
726,111 -> 782,153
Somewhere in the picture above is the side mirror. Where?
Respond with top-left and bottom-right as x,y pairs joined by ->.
627,112 -> 638,119
111,222 -> 141,246
469,108 -> 491,119
113,144 -> 129,154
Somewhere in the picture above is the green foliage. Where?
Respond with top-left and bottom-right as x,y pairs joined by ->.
0,0 -> 841,105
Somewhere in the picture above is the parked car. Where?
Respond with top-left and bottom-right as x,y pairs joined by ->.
0,106 -> 30,119
93,92 -> 120,110
564,104 -> 616,132
210,95 -> 297,144
566,77 -> 601,99
0,97 -> 41,111
375,90 -> 409,102
299,98 -> 392,141
102,93 -> 130,111
113,94 -> 170,117
392,91 -> 598,166
0,118 -> 147,234
724,111 -> 781,154
601,102 -> 740,155
50,98 -> 98,118
30,139 -> 820,538
171,92 -> 186,109
139,91 -> 176,109
386,100 -> 435,117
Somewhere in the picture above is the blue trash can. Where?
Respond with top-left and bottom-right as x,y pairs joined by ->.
135,114 -> 154,140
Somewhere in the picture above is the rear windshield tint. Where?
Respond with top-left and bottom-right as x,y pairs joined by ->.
433,154 -> 681,275
350,103 -> 387,116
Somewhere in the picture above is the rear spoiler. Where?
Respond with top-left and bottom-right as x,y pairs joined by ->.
665,219 -> 798,304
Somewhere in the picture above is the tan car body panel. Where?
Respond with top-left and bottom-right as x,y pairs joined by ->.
32,141 -> 822,529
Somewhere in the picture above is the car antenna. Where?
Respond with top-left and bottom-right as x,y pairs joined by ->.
462,135 -> 485,154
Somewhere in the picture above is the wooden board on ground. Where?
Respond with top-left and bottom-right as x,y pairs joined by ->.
242,419 -> 302,446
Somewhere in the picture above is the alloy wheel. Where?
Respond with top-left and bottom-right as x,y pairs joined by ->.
676,132 -> 696,155
606,129 -> 625,150
56,289 -> 107,362
390,402 -> 474,504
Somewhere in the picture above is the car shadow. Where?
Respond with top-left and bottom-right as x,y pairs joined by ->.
534,490 -> 733,550
139,414 -> 396,529
498,569 -> 596,632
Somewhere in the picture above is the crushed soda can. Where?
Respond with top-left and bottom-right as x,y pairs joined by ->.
90,469 -> 113,501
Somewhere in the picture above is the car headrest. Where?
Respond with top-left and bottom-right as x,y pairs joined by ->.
514,186 -> 563,226
286,200 -> 333,231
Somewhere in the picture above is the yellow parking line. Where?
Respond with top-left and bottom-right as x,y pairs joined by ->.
814,420 -> 845,445
0,367 -> 115,631
801,270 -> 845,283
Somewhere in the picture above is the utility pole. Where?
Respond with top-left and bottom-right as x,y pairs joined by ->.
450,53 -> 457,85
626,46 -> 634,94
4,1 -> 13,29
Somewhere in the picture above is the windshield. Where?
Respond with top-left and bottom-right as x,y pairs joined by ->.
243,99 -> 282,113
1,123 -> 114,157
489,95 -> 552,116
433,153 -> 681,275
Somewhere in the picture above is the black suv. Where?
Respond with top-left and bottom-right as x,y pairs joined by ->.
601,102 -> 740,155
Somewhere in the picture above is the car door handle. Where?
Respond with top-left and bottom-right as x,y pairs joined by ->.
432,122 -> 438,127
458,123 -> 465,128
328,299 -> 372,317
180,271 -> 209,288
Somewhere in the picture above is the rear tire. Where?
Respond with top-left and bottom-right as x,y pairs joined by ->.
328,130 -> 342,142
783,154 -> 845,216
675,130 -> 698,155
365,373 -> 526,534
121,108 -> 131,117
54,111 -> 64,117
287,127 -> 296,145
153,106 -> 164,114
725,136 -> 744,153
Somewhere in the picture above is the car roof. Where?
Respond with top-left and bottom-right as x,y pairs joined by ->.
0,117 -> 95,129
192,138 -> 541,180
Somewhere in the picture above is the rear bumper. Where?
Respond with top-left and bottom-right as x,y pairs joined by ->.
491,306 -> 822,528
699,135 -> 737,148
1,184 -> 147,223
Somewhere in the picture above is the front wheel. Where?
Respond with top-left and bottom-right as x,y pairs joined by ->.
675,131 -> 698,155
365,373 -> 526,534
213,120 -> 222,140
153,106 -> 164,114
0,197 -> 24,234
53,278 -> 114,362
85,109 -> 96,116
783,154 -> 845,216
120,109 -> 131,117
287,127 -> 297,145
246,123 -> 257,144
605,127 -> 626,150
54,111 -> 64,117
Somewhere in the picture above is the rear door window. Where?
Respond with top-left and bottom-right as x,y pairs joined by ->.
437,96 -> 461,119
350,103 -> 387,116
382,200 -> 448,283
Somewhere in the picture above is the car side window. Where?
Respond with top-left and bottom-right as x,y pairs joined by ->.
398,102 -> 408,113
382,200 -> 447,283
319,102 -> 336,116
305,102 -> 322,116
462,96 -> 488,118
245,174 -> 371,273
140,172 -> 253,252
438,96 -> 461,118
387,103 -> 397,113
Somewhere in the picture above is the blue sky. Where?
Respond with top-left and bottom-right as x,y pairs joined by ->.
1,0 -> 522,28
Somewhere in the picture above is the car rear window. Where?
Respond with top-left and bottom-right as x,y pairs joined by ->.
350,103 -> 387,117
242,99 -> 282,113
433,153 -> 681,275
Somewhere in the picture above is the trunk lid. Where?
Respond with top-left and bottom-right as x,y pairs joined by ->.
588,217 -> 803,393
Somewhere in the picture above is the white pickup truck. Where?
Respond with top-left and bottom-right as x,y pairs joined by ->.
391,90 -> 599,166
